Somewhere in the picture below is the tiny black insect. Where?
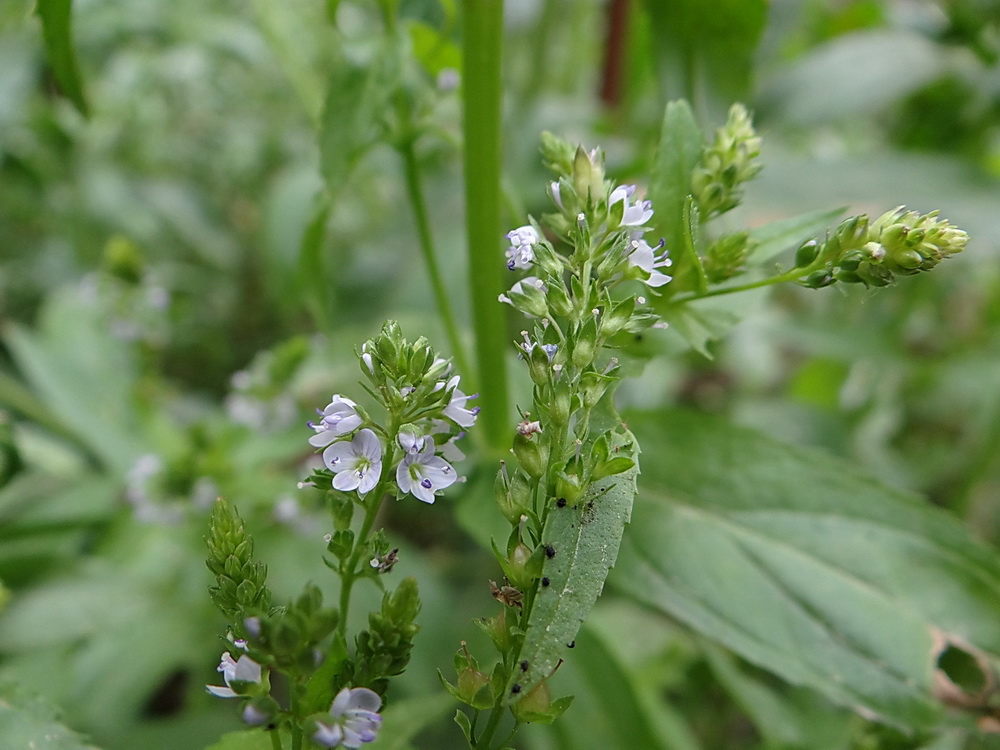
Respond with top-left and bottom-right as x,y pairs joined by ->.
541,576 -> 550,587
567,640 -> 575,649
545,544 -> 556,559
520,660 -> 529,671
556,497 -> 567,508
511,684 -> 522,694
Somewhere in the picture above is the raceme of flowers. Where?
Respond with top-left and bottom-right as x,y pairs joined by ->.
308,380 -> 475,504
501,179 -> 672,306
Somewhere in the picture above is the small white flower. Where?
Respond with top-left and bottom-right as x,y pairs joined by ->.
309,395 -> 363,447
442,376 -> 479,427
396,442 -> 458,504
628,234 -> 673,287
206,652 -> 262,698
505,225 -> 540,270
323,429 -> 383,495
313,687 -> 383,748
610,184 -> 654,227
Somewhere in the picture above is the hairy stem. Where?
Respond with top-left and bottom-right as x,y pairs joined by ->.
462,0 -> 509,451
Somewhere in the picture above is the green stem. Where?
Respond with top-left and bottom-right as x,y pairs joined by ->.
462,0 -> 509,451
475,699 -> 506,748
270,728 -> 284,750
291,689 -> 302,750
669,268 -> 806,304
400,139 -> 471,377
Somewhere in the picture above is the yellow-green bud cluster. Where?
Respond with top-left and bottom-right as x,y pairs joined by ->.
691,103 -> 763,218
701,231 -> 752,283
801,208 -> 969,289
359,321 -> 453,417
206,498 -> 272,622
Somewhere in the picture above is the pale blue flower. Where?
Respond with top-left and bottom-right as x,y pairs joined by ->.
309,395 -> 363,447
505,225 -> 540,270
206,651 -> 262,698
323,429 -> 383,495
442,376 -> 479,427
396,441 -> 458,504
610,184 -> 653,227
313,687 -> 383,748
628,233 -> 673,287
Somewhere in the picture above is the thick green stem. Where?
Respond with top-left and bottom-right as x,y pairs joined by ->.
462,0 -> 509,451
400,140 -> 471,377
270,728 -> 284,750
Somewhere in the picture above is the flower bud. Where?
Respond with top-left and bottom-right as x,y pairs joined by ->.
571,316 -> 598,369
794,239 -> 820,268
494,464 -> 530,524
512,680 -> 552,721
550,379 -> 572,427
513,431 -> 547,479
554,471 -> 582,506
572,146 -> 605,205
802,270 -> 835,289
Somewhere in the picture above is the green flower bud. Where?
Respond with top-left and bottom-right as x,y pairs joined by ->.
802,270 -> 835,289
571,316 -> 598,369
494,463 -> 530,524
476,609 -> 513,653
545,282 -> 573,317
539,131 -> 576,177
572,145 -> 605,205
550,378 -> 572,427
554,471 -> 583,506
794,239 -> 820,268
513,431 -> 547,479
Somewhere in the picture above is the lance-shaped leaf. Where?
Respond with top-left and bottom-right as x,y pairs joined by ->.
509,430 -> 639,702
615,409 -> 1000,730
36,0 -> 89,117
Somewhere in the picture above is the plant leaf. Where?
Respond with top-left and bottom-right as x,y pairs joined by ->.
319,39 -> 402,191
0,683 -> 101,749
35,0 -> 89,116
615,409 -> 1000,730
649,100 -> 703,259
511,430 -> 639,702
746,206 -> 848,265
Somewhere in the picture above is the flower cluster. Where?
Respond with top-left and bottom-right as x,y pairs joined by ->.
500,139 -> 672,328
691,102 -> 762,218
307,324 -> 477,505
798,207 -> 969,289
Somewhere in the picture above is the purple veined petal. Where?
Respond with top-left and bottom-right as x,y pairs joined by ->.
313,721 -> 345,749
354,429 -> 383,462
323,441 -> 356,470
333,470 -> 362,492
395,461 -> 414,495
357,462 -> 382,494
232,654 -> 262,683
206,684 -> 237,698
343,687 -> 382,713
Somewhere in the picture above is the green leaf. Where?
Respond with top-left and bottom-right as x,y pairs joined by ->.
512,430 -> 639,702
0,683 -> 101,749
649,100 -> 703,258
616,409 -> 1000,730
368,692 -> 453,749
204,728 -> 286,750
657,303 -> 739,359
641,0 -> 767,112
35,0 -> 89,116
319,40 -> 402,191
408,20 -> 461,78
746,206 -> 848,265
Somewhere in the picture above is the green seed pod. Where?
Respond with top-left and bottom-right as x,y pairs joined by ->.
513,432 -> 547,479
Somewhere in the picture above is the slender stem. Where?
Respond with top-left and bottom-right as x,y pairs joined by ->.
290,689 -> 302,750
338,484 -> 388,639
462,0 -> 509,451
475,700 -> 506,748
400,139 -> 471,376
669,268 -> 804,304
270,729 -> 283,750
